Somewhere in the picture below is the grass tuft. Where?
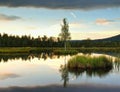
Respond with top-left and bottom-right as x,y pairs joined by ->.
67,55 -> 113,70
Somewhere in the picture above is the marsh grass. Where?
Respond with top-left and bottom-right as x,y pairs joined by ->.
53,50 -> 78,55
0,47 -> 119,53
0,47 -> 52,53
0,47 -> 78,55
0,47 -> 30,53
68,55 -> 113,70
78,47 -> 120,53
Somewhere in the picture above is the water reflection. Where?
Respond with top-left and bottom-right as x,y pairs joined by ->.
0,53 -> 62,62
0,52 -> 120,87
59,56 -> 69,87
0,52 -> 119,63
59,53 -> 120,87
59,65 -> 113,87
1,85 -> 120,92
114,56 -> 120,71
0,73 -> 20,80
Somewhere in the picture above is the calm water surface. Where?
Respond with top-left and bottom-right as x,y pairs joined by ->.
0,53 -> 120,87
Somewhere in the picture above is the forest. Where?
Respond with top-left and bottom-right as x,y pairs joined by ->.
0,33 -> 120,47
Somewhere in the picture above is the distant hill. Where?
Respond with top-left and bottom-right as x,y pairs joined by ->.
93,34 -> 120,42
70,34 -> 120,47
71,34 -> 120,42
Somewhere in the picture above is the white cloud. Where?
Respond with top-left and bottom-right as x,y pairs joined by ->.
71,30 -> 120,40
70,22 -> 87,29
0,13 -> 21,21
95,19 -> 113,25
70,12 -> 77,18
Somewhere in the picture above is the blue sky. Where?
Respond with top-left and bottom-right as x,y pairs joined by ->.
0,0 -> 120,40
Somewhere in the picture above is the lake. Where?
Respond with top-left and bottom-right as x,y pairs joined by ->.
0,53 -> 120,92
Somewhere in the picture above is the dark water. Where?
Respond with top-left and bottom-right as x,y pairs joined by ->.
0,53 -> 120,92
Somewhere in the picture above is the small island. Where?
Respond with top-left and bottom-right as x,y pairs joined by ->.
67,55 -> 113,70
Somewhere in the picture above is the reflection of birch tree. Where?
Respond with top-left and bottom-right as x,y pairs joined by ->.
59,56 -> 69,87
114,57 -> 120,71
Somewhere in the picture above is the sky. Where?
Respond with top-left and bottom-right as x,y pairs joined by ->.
0,0 -> 120,40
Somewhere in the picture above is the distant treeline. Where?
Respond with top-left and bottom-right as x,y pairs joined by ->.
70,39 -> 120,47
0,33 -> 63,47
0,33 -> 120,47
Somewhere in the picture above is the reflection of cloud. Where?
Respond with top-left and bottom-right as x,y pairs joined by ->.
0,13 -> 21,21
116,18 -> 120,20
0,73 -> 20,80
114,18 -> 120,21
0,84 -> 120,92
95,19 -> 115,25
0,0 -> 120,10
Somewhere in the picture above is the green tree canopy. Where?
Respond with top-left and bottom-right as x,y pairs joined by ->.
59,18 -> 71,42
59,18 -> 71,51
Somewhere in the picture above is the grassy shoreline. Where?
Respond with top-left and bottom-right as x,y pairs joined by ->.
0,47 -> 119,54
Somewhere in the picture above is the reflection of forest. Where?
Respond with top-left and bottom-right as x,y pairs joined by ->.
0,53 -> 63,62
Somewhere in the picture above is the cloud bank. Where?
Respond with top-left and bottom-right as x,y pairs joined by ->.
0,0 -> 120,10
0,14 -> 21,21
